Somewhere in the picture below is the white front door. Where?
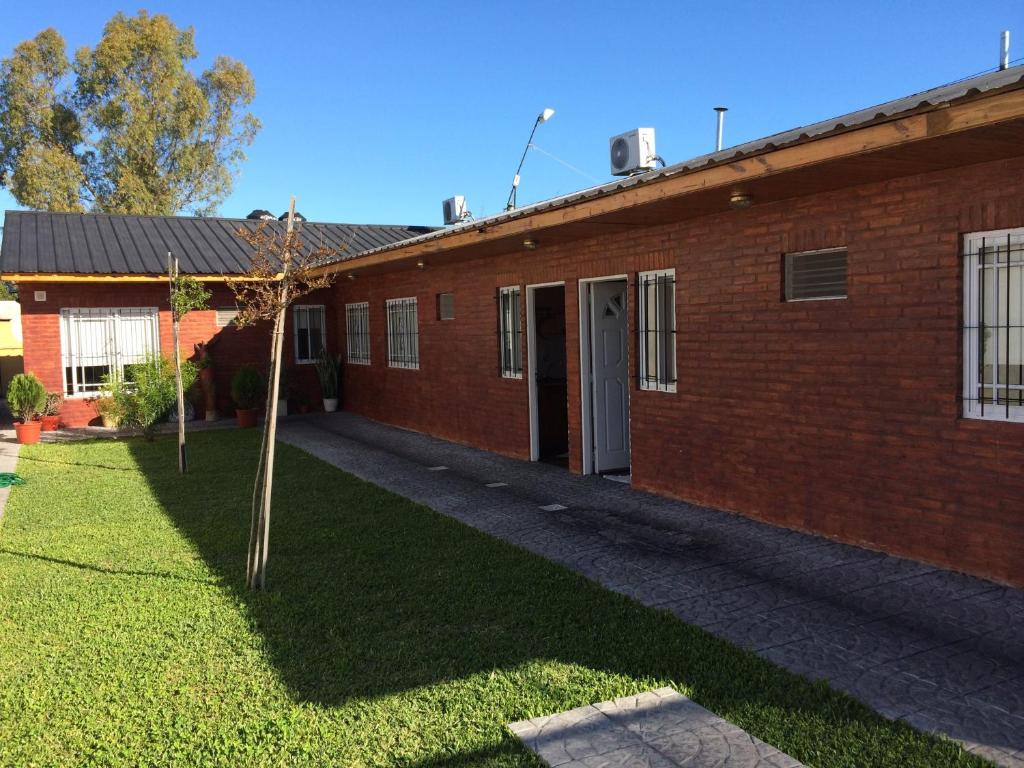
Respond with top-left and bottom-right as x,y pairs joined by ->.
590,280 -> 630,472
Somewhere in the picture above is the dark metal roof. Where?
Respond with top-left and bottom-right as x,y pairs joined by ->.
348,64 -> 1024,260
0,210 -> 437,276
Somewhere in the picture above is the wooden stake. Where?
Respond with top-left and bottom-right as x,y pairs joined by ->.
169,253 -> 187,473
248,196 -> 296,590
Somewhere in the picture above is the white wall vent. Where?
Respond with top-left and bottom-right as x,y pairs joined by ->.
33,290 -> 46,302
215,307 -> 239,327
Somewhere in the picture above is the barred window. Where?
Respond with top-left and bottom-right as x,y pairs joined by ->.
293,305 -> 325,363
59,307 -> 160,396
638,270 -> 677,391
963,229 -> 1024,423
784,248 -> 848,301
498,286 -> 522,378
345,302 -> 370,365
386,297 -> 419,369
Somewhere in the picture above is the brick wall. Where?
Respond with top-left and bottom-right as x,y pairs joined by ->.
335,155 -> 1024,586
19,283 -> 336,426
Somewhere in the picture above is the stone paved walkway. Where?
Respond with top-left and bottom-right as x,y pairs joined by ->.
279,413 -> 1024,768
509,687 -> 805,767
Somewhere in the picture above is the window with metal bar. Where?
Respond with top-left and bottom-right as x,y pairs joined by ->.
345,302 -> 370,365
437,293 -> 455,321
386,297 -> 419,369
59,307 -> 160,396
293,305 -> 326,363
638,270 -> 677,391
962,229 -> 1024,423
498,286 -> 522,378
784,248 -> 848,301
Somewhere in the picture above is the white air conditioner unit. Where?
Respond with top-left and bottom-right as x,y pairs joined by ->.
442,195 -> 468,225
609,128 -> 656,176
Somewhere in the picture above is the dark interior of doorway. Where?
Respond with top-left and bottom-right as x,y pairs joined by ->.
534,286 -> 569,466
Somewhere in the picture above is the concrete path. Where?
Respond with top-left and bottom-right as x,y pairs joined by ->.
509,687 -> 804,767
0,430 -> 21,524
279,413 -> 1024,768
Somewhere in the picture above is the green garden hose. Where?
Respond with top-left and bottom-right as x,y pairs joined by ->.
0,473 -> 25,488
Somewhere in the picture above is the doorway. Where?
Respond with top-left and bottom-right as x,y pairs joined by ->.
579,277 -> 631,475
527,283 -> 569,466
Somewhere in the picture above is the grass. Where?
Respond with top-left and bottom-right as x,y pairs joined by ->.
0,429 -> 990,767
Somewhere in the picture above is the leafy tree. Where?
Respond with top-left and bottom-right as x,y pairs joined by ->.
0,11 -> 259,215
0,282 -> 17,301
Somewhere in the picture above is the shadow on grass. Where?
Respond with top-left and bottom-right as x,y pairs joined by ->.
0,548 -> 215,584
124,431 -> 987,768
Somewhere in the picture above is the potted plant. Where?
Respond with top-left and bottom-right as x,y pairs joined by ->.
40,392 -> 63,431
315,350 -> 342,413
231,365 -> 265,428
94,397 -> 121,428
8,373 -> 46,444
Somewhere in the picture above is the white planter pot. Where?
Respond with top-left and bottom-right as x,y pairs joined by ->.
323,397 -> 338,413
276,399 -> 288,419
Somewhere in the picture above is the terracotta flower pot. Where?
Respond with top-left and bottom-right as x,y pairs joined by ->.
236,408 -> 258,428
40,415 -> 61,431
14,421 -> 42,445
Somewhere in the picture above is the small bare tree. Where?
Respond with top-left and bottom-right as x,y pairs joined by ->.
229,199 -> 335,590
167,254 -> 211,473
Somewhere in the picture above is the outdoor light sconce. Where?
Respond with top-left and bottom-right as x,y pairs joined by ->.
523,238 -> 538,250
346,273 -> 356,281
416,259 -> 426,269
729,191 -> 753,209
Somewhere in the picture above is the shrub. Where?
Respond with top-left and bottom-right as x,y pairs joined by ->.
42,392 -> 63,416
110,356 -> 197,440
94,396 -> 122,426
7,373 -> 46,423
314,350 -> 341,399
231,366 -> 265,410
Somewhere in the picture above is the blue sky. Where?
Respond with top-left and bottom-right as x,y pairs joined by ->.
0,0 -> 1020,226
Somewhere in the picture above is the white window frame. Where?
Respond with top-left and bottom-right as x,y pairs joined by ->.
293,304 -> 326,364
638,269 -> 677,393
963,228 -> 1024,423
59,307 -> 160,398
386,297 -> 419,370
499,286 -> 523,379
345,302 -> 371,365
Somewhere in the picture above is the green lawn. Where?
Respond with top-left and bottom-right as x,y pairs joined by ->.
0,430 -> 988,767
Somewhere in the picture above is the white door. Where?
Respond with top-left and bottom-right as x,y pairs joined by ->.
590,280 -> 630,472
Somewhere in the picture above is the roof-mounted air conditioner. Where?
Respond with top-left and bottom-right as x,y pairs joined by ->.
442,196 -> 468,225
609,128 -> 657,176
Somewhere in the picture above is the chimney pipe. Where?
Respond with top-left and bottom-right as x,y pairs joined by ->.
714,107 -> 728,152
1001,30 -> 1010,70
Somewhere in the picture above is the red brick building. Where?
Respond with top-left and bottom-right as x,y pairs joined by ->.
3,67 -> 1023,585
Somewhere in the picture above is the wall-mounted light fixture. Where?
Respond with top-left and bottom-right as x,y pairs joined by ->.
523,238 -> 538,250
416,258 -> 426,269
346,273 -> 356,281
729,192 -> 753,209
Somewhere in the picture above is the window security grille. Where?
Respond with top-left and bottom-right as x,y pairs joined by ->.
437,293 -> 455,321
215,307 -> 238,327
293,305 -> 326,363
962,230 -> 1024,423
386,297 -> 419,369
638,270 -> 677,391
784,248 -> 848,301
345,303 -> 370,364
59,307 -> 159,396
498,286 -> 522,378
